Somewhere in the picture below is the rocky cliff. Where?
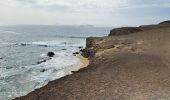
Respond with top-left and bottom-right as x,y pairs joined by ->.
82,21 -> 170,58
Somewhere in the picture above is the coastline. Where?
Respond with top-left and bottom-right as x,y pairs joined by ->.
64,55 -> 89,75
15,21 -> 170,100
78,55 -> 89,69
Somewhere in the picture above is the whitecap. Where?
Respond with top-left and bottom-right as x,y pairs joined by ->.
0,30 -> 19,34
0,50 -> 82,100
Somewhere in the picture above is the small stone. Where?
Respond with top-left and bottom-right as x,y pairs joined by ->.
21,43 -> 27,46
6,66 -> 13,69
61,49 -> 67,50
37,60 -> 47,64
73,52 -> 79,56
40,69 -> 47,72
78,46 -> 83,49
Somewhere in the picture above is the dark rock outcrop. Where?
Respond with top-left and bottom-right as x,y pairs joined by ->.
40,69 -> 48,72
73,52 -> 79,56
159,20 -> 170,25
78,46 -> 83,49
37,60 -> 47,64
20,43 -> 27,46
47,52 -> 55,57
80,49 -> 95,58
109,27 -> 143,36
80,37 -> 103,58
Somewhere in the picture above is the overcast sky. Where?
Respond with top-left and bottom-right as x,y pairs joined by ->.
0,0 -> 170,26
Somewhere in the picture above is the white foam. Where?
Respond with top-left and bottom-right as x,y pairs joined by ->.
0,43 -> 16,48
0,30 -> 19,34
20,39 -> 86,47
0,51 -> 82,100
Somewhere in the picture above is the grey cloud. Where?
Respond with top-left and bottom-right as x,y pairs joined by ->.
15,0 -> 37,4
128,0 -> 170,7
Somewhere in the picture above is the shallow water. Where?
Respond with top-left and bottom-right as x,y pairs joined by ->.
0,25 -> 110,100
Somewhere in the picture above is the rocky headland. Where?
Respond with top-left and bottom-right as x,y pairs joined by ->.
15,21 -> 170,100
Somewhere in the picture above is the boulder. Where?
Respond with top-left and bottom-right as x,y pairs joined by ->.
109,27 -> 143,36
47,52 -> 55,57
80,49 -> 95,58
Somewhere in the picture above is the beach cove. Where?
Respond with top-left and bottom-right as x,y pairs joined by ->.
15,21 -> 170,100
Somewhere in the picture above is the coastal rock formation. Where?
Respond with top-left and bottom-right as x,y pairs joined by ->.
47,52 -> 55,57
37,60 -> 47,64
109,27 -> 143,36
15,21 -> 170,100
159,20 -> 170,25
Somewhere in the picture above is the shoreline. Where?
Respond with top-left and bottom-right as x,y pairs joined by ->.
78,55 -> 89,69
64,54 -> 89,75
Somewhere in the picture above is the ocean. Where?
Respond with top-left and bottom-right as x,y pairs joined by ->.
0,25 -> 110,100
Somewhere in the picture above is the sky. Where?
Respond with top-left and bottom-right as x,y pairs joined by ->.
0,0 -> 170,27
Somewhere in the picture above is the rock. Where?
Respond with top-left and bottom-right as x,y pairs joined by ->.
109,27 -> 143,36
71,71 -> 77,73
73,52 -> 79,56
61,49 -> 67,50
21,43 -> 27,46
0,57 -> 3,60
78,46 -> 83,49
40,45 -> 48,47
159,20 -> 170,25
80,49 -> 95,58
40,69 -> 47,72
75,52 -> 80,54
37,60 -> 47,64
47,52 -> 55,57
86,37 -> 97,48
6,66 -> 13,69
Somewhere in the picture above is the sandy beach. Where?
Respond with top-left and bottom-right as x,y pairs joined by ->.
78,55 -> 89,68
64,55 -> 89,75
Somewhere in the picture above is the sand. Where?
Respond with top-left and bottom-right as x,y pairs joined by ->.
63,55 -> 89,76
78,55 -> 89,68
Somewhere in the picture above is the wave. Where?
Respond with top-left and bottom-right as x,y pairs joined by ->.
0,51 -> 82,100
55,35 -> 87,39
0,43 -> 17,48
19,40 -> 86,48
0,30 -> 19,34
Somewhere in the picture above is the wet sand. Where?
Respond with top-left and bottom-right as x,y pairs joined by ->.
78,55 -> 89,68
64,55 -> 89,75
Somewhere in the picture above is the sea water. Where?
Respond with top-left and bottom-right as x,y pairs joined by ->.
0,25 -> 110,100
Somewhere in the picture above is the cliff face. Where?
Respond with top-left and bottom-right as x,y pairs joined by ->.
83,21 -> 170,58
159,20 -> 170,25
109,27 -> 143,36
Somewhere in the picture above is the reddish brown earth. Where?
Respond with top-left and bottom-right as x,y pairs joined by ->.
15,21 -> 170,100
